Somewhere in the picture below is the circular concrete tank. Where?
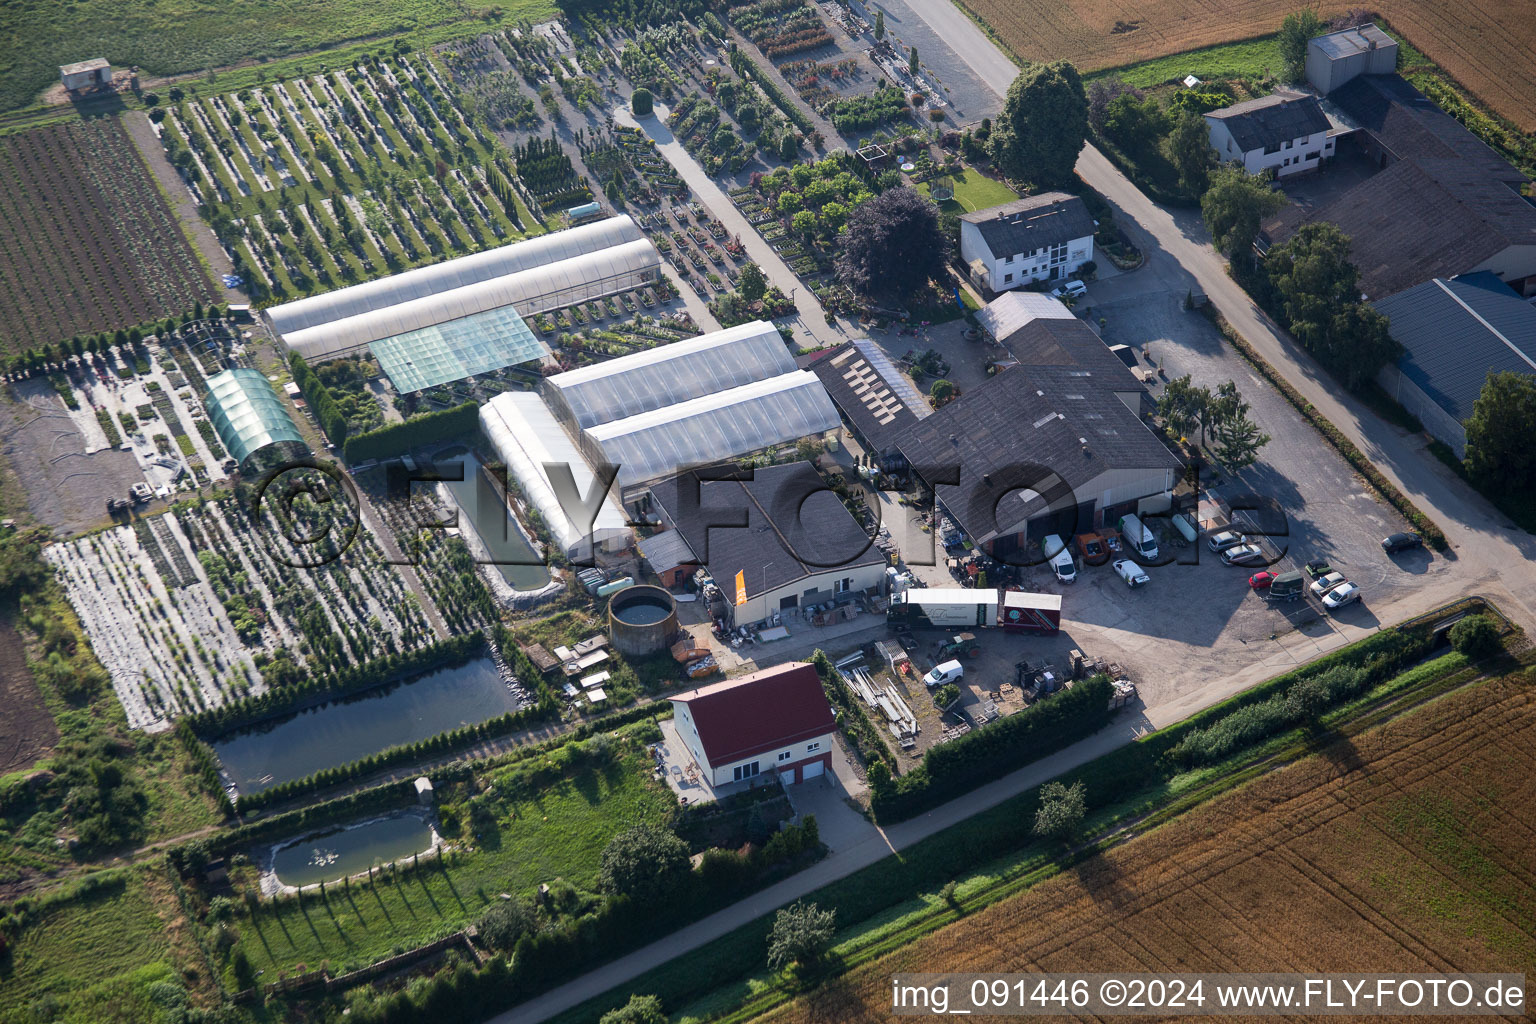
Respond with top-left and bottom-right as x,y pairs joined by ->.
607,585 -> 679,657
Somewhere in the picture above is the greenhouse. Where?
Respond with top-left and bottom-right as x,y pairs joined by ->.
370,304 -> 545,394
479,392 -> 632,559
544,320 -> 794,429
582,371 -> 841,488
204,368 -> 307,467
264,216 -> 661,364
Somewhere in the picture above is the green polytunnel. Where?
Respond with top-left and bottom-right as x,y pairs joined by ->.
204,367 -> 307,466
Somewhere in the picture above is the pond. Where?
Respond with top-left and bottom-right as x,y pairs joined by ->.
433,451 -> 551,592
271,813 -> 434,888
213,657 -> 518,795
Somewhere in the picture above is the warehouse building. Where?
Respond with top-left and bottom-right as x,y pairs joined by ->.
806,339 -> 931,470
203,368 -> 307,469
264,217 -> 661,389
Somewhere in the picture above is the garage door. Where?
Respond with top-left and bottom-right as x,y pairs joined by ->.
801,760 -> 824,780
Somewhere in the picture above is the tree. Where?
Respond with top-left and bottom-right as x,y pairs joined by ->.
1279,7 -> 1325,82
934,682 -> 961,709
929,378 -> 955,403
598,823 -> 689,904
1156,375 -> 1212,443
1464,370 -> 1536,490
1102,92 -> 1167,155
737,262 -> 768,303
908,46 -> 919,75
767,901 -> 837,972
631,88 -> 653,117
1324,301 -> 1399,390
1211,404 -> 1272,470
1167,109 -> 1217,194
478,898 -> 536,950
1086,77 -> 1138,135
874,9 -> 884,39
599,995 -> 668,1024
1032,780 -> 1086,841
1449,613 -> 1501,658
779,133 -> 798,162
1200,165 -> 1285,267
990,61 -> 1088,187
1267,221 -> 1359,351
791,209 -> 817,236
834,186 -> 950,302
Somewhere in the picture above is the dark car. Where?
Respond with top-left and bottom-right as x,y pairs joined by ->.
1381,532 -> 1423,554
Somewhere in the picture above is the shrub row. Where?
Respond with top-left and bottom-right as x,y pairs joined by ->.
343,400 -> 479,463
809,650 -> 895,770
186,635 -> 485,738
871,675 -> 1113,821
174,720 -> 235,818
1207,309 -> 1448,550
728,47 -> 814,135
289,352 -> 349,448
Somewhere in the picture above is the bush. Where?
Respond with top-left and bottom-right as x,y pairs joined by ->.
1449,614 -> 1501,658
631,88 -> 653,116
343,400 -> 479,463
933,683 -> 960,708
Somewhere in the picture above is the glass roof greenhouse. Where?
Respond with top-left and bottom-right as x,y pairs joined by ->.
583,371 -> 841,487
370,304 -> 546,393
544,320 -> 794,429
204,368 -> 306,466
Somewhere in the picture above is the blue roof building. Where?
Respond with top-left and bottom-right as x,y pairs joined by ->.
1373,272 -> 1536,456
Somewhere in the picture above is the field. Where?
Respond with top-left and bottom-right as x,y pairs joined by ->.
0,119 -> 216,352
758,665 -> 1536,1024
958,0 -> 1536,132
918,168 -> 1018,213
0,616 -> 56,776
0,0 -> 558,117
229,744 -> 673,977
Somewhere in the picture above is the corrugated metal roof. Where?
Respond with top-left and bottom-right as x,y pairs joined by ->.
1373,272 -> 1536,423
1310,25 -> 1395,61
975,290 -> 1073,342
204,368 -> 305,466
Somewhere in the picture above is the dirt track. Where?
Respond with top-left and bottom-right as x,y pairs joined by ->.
763,665 -> 1536,1023
0,613 -> 55,776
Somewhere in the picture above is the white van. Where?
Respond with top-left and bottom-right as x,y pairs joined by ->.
1039,533 -> 1076,583
1117,513 -> 1160,561
923,660 -> 964,688
1113,558 -> 1150,588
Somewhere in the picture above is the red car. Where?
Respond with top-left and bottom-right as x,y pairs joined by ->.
1248,571 -> 1278,589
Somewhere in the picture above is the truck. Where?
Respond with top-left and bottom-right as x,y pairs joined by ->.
887,588 -> 1000,629
1000,590 -> 1062,634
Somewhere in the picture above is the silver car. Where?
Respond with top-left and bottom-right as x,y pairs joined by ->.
1221,543 -> 1266,566
1310,571 -> 1348,598
1207,529 -> 1245,553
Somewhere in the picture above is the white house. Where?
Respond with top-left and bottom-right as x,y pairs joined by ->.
1204,91 -> 1333,177
669,663 -> 838,787
960,193 -> 1095,294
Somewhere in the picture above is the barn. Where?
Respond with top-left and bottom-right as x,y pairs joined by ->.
669,662 -> 838,787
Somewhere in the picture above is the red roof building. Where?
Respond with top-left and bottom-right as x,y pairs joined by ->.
670,662 -> 838,787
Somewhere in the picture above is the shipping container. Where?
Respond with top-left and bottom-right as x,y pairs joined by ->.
1000,590 -> 1062,634
886,588 -> 1000,629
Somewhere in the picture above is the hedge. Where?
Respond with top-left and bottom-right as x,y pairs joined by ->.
809,650 -> 895,770
1205,308 -> 1448,550
343,400 -> 479,463
871,675 -> 1113,822
289,352 -> 349,448
728,47 -> 813,135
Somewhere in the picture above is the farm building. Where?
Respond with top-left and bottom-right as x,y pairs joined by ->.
1203,91 -> 1334,177
959,193 -> 1094,294
478,391 -> 631,560
59,58 -> 111,91
264,216 -> 661,388
669,662 -> 839,786
203,368 -> 307,468
1371,272 -> 1536,457
890,301 -> 1179,556
1261,73 -> 1536,299
643,461 -> 885,627
635,527 -> 700,588
1306,25 -> 1398,95
806,339 -> 932,470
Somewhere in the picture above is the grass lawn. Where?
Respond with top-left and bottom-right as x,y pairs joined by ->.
0,0 -> 558,116
919,168 -> 1018,213
1085,34 -> 1284,88
0,870 -> 175,1024
234,746 -> 674,976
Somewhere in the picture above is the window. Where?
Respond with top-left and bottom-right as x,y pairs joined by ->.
733,761 -> 761,781
1305,151 -> 1320,160
1263,142 -> 1281,155
1284,139 -> 1293,149
778,750 -> 792,762
834,577 -> 852,594
806,742 -> 821,753
1049,242 -> 1067,266
1004,272 -> 1014,284
1005,253 -> 1015,263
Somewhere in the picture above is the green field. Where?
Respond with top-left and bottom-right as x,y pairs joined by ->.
233,746 -> 674,976
919,168 -> 1018,213
0,0 -> 558,116
0,870 -> 174,1024
1085,34 -> 1284,89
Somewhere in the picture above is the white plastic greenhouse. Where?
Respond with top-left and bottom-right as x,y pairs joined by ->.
479,392 -> 632,559
583,371 -> 841,487
266,217 -> 661,362
544,320 -> 794,429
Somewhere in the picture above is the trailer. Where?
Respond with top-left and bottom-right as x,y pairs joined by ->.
886,588 -> 1000,629
1000,590 -> 1062,634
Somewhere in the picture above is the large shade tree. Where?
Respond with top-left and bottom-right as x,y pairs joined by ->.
1200,165 -> 1285,267
990,60 -> 1088,187
834,186 -> 950,302
1464,370 -> 1536,490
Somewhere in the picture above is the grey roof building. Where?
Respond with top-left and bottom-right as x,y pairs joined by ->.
889,313 -> 1179,554
1261,73 -> 1536,300
1306,24 -> 1397,94
806,339 -> 931,461
1372,272 -> 1536,457
959,193 -> 1096,294
1205,92 -> 1330,152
